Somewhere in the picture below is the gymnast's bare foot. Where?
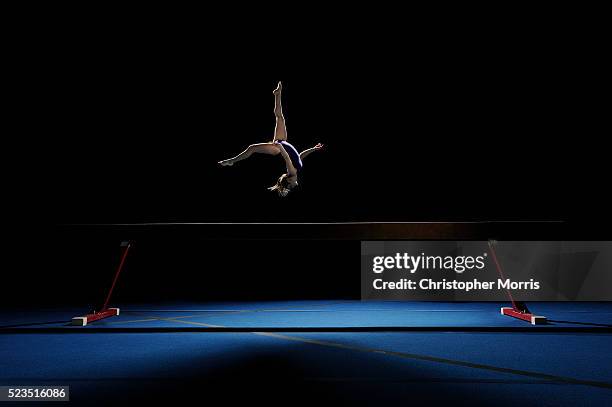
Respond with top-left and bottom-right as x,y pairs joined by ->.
273,81 -> 282,95
218,159 -> 234,167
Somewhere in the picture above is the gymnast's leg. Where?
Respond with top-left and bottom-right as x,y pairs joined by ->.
218,143 -> 280,166
272,81 -> 287,142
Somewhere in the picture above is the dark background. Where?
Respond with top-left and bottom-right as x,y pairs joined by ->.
12,31 -> 608,308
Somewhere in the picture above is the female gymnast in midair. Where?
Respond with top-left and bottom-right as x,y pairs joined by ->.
218,82 -> 324,197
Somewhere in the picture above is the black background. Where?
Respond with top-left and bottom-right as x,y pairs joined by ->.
12,28 -> 608,308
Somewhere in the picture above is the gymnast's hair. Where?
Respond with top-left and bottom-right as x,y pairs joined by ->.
268,174 -> 291,197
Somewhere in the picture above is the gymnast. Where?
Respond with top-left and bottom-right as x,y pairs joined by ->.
218,82 -> 324,197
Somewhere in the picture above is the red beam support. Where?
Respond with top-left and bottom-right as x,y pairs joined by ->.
72,242 -> 131,326
501,307 -> 547,325
72,308 -> 120,326
489,241 -> 547,325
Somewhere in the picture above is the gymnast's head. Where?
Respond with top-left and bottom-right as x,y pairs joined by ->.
268,174 -> 298,197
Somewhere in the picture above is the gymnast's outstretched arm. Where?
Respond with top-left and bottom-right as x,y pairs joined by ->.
299,143 -> 324,161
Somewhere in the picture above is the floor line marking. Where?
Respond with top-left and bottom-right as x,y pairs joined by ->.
123,301 -> 350,316
109,318 -> 166,325
106,314 -> 218,326
132,315 -> 224,328
108,315 -> 206,325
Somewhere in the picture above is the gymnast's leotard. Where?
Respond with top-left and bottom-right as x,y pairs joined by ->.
277,140 -> 303,174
